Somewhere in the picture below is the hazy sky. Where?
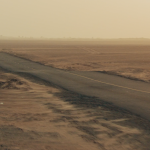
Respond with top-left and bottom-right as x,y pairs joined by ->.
0,0 -> 150,38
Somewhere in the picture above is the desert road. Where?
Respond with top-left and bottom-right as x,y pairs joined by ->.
0,52 -> 150,120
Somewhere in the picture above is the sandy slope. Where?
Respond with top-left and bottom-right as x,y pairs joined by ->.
0,70 -> 150,150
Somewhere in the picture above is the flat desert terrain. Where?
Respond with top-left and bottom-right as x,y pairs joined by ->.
1,40 -> 150,82
1,40 -> 150,149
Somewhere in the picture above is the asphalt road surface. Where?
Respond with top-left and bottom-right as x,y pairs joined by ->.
0,52 -> 150,120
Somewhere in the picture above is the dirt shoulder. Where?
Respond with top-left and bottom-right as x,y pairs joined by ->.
0,70 -> 150,150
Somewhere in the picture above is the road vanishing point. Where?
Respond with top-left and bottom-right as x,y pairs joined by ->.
0,52 -> 150,121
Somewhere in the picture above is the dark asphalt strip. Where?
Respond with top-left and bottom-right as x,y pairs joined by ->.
0,52 -> 150,121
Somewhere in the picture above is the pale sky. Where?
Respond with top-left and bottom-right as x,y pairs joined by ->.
0,0 -> 150,38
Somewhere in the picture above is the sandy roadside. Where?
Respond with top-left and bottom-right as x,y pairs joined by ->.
0,70 -> 150,150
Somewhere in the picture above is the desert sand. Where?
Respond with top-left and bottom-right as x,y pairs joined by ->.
1,40 -> 150,149
0,69 -> 150,150
1,40 -> 150,82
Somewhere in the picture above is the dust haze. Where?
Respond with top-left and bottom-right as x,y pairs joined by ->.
1,1 -> 150,150
1,0 -> 150,38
